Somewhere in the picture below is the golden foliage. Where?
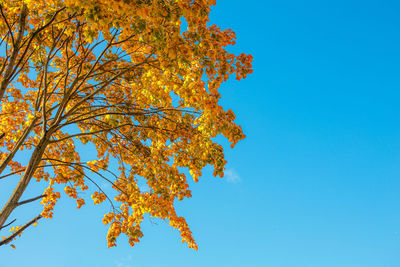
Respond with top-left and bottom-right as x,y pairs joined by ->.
0,0 -> 252,249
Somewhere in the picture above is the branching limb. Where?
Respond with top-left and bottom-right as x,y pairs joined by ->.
0,3 -> 28,102
0,5 -> 15,46
0,116 -> 39,175
0,215 -> 42,246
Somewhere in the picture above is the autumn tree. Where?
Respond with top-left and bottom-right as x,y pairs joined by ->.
0,0 -> 252,249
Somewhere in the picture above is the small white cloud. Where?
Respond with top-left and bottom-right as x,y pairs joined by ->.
224,168 -> 241,183
115,255 -> 134,267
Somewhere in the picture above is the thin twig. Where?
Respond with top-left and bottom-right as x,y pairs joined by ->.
0,219 -> 16,230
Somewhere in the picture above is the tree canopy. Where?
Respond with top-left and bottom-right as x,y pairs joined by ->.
0,0 -> 252,249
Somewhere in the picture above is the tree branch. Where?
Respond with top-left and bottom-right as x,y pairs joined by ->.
0,5 -> 15,46
17,195 -> 46,207
0,219 -> 16,230
0,3 -> 28,102
0,215 -> 42,246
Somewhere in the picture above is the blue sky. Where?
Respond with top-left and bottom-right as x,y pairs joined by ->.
2,0 -> 400,266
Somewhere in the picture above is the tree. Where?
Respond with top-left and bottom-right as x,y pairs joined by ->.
0,0 -> 252,249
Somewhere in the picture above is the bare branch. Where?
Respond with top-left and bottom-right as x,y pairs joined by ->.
17,195 -> 46,207
0,219 -> 16,230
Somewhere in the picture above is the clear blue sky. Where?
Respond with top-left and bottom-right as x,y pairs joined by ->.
2,0 -> 400,266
